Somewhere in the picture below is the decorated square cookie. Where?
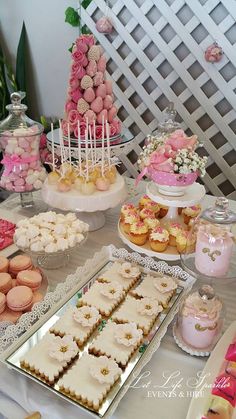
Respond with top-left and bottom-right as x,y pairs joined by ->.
50,306 -> 101,346
58,353 -> 122,411
89,320 -> 143,367
97,261 -> 141,292
20,333 -> 78,384
112,295 -> 163,335
131,274 -> 177,308
77,281 -> 125,316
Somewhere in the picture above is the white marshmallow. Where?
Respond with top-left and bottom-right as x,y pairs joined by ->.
16,235 -> 30,249
56,237 -> 68,251
45,242 -> 58,253
26,225 -> 40,239
30,241 -> 44,252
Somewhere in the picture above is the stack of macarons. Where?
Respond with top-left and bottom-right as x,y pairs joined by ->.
0,254 -> 44,324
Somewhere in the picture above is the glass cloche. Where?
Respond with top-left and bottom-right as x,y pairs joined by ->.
152,102 -> 182,137
176,284 -> 224,351
0,92 -> 47,193
181,197 -> 236,281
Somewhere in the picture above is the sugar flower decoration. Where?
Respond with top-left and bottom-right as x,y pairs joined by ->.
48,335 -> 78,362
73,306 -> 100,327
137,298 -> 163,316
100,281 -> 123,300
154,276 -> 177,294
118,262 -> 140,279
89,355 -> 121,384
114,322 -> 143,347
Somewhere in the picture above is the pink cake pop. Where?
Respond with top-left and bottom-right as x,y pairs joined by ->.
93,71 -> 104,87
83,87 -> 95,103
84,110 -> 96,124
96,84 -> 106,99
91,97 -> 103,114
105,80 -> 113,95
97,109 -> 108,124
86,60 -> 97,77
96,177 -> 110,191
97,55 -> 106,72
108,106 -> 117,122
103,95 -> 113,110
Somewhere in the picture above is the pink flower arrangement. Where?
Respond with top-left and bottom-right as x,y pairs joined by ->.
72,50 -> 88,66
76,35 -> 94,52
205,42 -> 223,63
165,130 -> 198,151
71,62 -> 86,79
68,109 -> 83,126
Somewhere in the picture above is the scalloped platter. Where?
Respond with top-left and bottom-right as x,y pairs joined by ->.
1,246 -> 195,419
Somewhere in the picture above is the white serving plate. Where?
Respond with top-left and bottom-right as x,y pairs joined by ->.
186,320 -> 236,419
118,221 -> 180,261
146,182 -> 206,208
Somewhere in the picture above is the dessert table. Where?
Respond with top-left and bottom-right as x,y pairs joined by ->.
0,178 -> 235,419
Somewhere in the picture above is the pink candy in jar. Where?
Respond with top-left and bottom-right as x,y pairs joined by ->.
0,92 -> 47,193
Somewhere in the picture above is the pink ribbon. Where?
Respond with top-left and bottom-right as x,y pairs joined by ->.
135,167 -> 148,186
1,154 -> 39,176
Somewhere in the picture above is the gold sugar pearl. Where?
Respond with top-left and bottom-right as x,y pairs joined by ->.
125,333 -> 133,340
161,283 -> 167,287
110,289 -> 116,294
60,346 -> 68,353
101,368 -> 109,376
145,304 -> 151,310
84,313 -> 91,319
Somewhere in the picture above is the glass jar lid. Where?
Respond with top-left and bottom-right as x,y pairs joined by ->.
201,197 -> 236,225
0,92 -> 43,136
153,102 -> 182,135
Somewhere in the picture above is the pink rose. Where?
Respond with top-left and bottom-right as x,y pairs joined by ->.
166,130 -> 197,151
40,133 -> 47,149
68,110 -> 81,126
110,119 -> 121,135
72,50 -> 88,67
80,34 -> 94,47
62,120 -> 73,137
95,125 -> 103,139
75,38 -> 88,53
74,121 -> 86,138
69,77 -> 79,90
71,63 -> 86,79
69,88 -> 83,103
65,100 -> 77,114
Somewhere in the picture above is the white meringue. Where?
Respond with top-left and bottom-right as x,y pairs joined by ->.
54,224 -> 67,236
30,241 -> 44,252
56,237 -> 69,251
45,243 -> 58,253
26,225 -> 40,239
16,235 -> 30,249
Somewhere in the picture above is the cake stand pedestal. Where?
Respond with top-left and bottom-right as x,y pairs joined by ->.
146,182 -> 206,226
41,175 -> 127,231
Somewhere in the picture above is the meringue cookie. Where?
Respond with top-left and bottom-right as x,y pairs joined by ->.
30,241 -> 44,252
56,238 -> 69,251
26,225 -> 40,239
54,224 -> 67,236
16,235 -> 30,249
65,213 -> 77,223
68,234 -> 77,247
45,243 -> 58,253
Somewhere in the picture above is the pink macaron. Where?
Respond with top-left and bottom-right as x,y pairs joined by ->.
24,291 -> 44,312
0,292 -> 6,314
0,307 -> 22,323
16,270 -> 42,291
7,286 -> 33,312
0,273 -> 12,294
0,256 -> 9,273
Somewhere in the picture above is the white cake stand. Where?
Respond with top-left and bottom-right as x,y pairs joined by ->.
41,174 -> 127,231
118,181 -> 206,261
146,181 -> 206,224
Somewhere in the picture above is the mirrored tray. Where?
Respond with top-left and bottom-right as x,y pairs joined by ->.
1,246 -> 195,419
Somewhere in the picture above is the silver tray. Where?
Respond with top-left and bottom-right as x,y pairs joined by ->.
2,246 -> 195,418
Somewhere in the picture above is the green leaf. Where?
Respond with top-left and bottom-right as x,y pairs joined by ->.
65,7 -> 80,27
77,292 -> 82,299
81,0 -> 93,9
68,43 -> 75,53
81,24 -> 91,35
16,22 -> 27,104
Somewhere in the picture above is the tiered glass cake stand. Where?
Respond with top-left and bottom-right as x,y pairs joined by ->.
119,181 -> 206,261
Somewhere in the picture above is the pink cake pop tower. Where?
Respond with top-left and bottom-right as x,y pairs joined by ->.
62,34 -> 121,140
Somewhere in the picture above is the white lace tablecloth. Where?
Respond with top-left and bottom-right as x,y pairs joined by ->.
0,179 -> 235,419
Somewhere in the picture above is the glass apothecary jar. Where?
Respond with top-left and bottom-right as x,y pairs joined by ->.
181,197 -> 236,281
176,285 -> 224,351
0,92 -> 47,193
